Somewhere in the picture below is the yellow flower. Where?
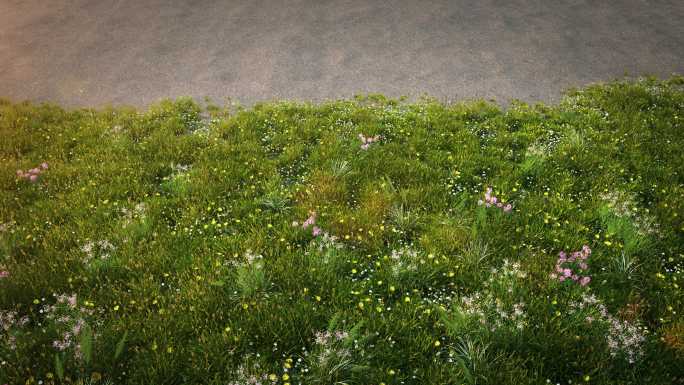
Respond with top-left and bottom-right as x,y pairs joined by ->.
434,340 -> 441,347
282,374 -> 290,380
268,374 -> 277,381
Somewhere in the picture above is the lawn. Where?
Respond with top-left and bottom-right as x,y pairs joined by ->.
0,77 -> 683,385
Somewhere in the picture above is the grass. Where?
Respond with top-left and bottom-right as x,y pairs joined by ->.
0,77 -> 683,384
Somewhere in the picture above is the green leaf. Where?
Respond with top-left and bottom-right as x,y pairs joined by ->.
80,323 -> 94,367
54,353 -> 64,380
114,331 -> 128,361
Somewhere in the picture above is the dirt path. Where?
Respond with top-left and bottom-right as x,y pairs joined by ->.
1,0 -> 682,108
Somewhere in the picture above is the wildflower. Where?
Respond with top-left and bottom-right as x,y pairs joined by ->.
312,226 -> 322,237
301,212 -> 316,228
16,162 -> 49,182
0,271 -> 8,279
552,246 -> 591,286
359,133 -> 381,150
479,187 -> 512,213
335,330 -> 349,340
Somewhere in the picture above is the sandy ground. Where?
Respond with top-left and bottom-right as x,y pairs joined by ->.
1,0 -> 682,108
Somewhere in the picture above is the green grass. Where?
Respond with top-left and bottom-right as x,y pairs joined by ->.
1,77 -> 683,384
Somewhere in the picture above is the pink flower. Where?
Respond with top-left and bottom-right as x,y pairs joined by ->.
16,170 -> 24,177
312,226 -> 322,237
563,268 -> 572,277
359,133 -> 380,149
67,294 -> 77,308
301,212 -> 316,228
0,270 -> 9,278
579,262 -> 588,270
503,204 -> 512,213
41,162 -> 49,169
29,175 -> 38,183
579,276 -> 591,286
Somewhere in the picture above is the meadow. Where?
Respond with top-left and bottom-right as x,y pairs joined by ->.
0,77 -> 683,384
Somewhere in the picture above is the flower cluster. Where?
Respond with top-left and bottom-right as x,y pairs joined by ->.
568,294 -> 646,363
550,245 -> 591,286
80,239 -> 116,263
293,211 -> 323,237
389,246 -> 420,276
0,220 -> 14,233
227,357 -> 271,385
312,232 -> 343,252
314,330 -> 349,345
478,187 -> 512,213
41,294 -> 95,360
600,191 -> 660,236
0,270 -> 8,279
120,202 -> 147,227
244,249 -> 264,266
454,260 -> 528,332
16,162 -> 48,183
358,133 -> 381,150
1,310 -> 29,350
228,368 -> 268,385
